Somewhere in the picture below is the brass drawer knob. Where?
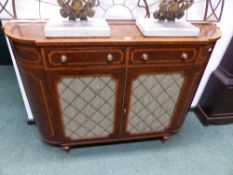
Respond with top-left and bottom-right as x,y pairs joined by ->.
181,53 -> 188,60
142,53 -> 148,61
60,55 -> 68,63
107,54 -> 113,62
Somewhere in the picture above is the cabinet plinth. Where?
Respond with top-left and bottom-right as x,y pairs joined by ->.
4,21 -> 221,148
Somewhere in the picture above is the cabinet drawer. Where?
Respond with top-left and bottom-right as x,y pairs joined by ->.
130,48 -> 197,65
45,48 -> 125,68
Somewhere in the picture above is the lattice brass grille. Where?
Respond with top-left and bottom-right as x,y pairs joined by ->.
127,73 -> 184,134
57,76 -> 116,140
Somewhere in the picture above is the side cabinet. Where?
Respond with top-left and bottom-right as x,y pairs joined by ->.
3,22 -> 221,150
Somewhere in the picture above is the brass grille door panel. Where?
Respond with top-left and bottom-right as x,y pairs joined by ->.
126,73 -> 184,135
57,76 -> 118,140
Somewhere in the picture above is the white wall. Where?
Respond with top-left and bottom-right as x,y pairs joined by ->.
191,0 -> 233,107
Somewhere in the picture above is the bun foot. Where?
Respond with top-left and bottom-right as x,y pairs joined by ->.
161,136 -> 169,143
62,146 -> 70,153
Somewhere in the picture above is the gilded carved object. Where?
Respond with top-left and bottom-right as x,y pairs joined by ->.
57,0 -> 96,20
153,0 -> 194,21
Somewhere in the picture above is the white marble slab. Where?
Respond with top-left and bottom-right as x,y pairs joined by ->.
136,18 -> 200,37
44,18 -> 111,37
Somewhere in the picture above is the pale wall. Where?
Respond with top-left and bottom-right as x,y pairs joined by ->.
191,0 -> 233,107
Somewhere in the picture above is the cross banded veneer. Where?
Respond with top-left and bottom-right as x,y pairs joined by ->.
3,21 -> 221,151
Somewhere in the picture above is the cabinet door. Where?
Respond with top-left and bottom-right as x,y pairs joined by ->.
48,68 -> 125,144
121,66 -> 193,138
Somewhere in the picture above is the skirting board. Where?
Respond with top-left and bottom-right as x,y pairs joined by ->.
192,105 -> 233,126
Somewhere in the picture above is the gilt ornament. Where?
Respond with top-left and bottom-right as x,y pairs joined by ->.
153,0 -> 194,21
57,0 -> 96,21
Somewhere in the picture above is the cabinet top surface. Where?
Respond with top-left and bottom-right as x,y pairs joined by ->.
3,21 -> 221,46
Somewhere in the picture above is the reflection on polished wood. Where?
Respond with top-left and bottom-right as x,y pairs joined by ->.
4,21 -> 220,45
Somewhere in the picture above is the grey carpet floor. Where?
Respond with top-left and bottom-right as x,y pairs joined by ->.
0,66 -> 233,175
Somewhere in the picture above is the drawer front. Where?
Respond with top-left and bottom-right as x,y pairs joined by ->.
199,45 -> 215,62
130,47 -> 198,65
45,47 -> 125,68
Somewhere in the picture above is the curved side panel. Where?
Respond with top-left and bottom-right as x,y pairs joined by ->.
12,42 -> 42,65
17,64 -> 59,143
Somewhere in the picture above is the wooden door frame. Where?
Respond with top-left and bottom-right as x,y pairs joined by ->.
45,67 -> 126,145
120,65 -> 196,139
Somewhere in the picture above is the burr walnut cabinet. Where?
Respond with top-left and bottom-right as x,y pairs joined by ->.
3,21 -> 221,150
